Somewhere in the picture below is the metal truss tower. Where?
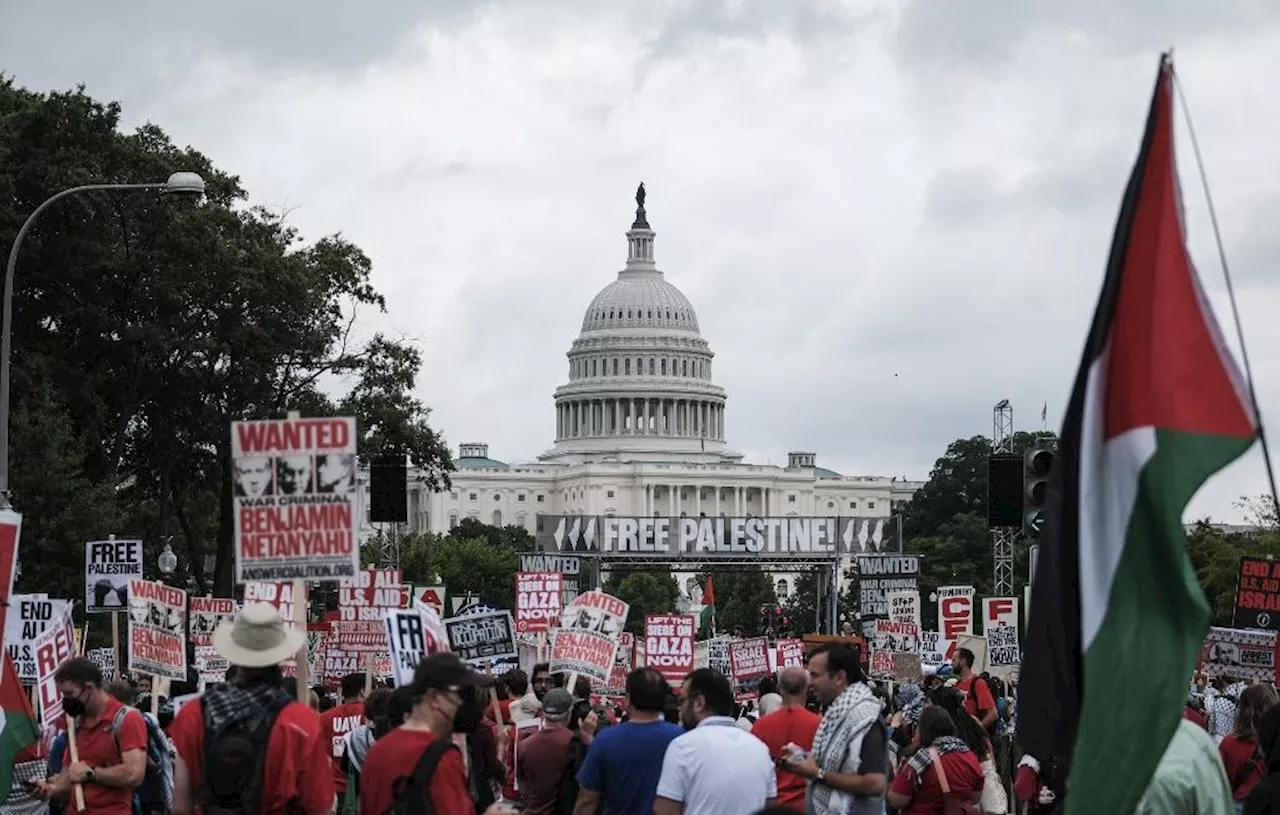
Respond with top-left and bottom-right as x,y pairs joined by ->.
377,523 -> 401,570
992,400 -> 1016,597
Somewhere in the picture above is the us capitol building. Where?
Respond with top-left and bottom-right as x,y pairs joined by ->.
360,187 -> 923,602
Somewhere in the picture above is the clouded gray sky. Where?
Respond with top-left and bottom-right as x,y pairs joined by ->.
5,1 -> 1279,522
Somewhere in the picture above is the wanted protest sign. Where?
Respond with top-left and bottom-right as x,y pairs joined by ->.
644,614 -> 695,684
871,619 -> 919,654
515,572 -> 562,634
519,553 -> 584,604
1198,626 -> 1279,683
190,597 -> 236,646
232,416 -> 359,582
34,603 -> 76,722
607,633 -> 634,691
444,610 -> 517,665
550,591 -> 629,684
127,579 -> 188,681
85,538 -> 143,613
5,595 -> 73,683
857,555 -> 919,619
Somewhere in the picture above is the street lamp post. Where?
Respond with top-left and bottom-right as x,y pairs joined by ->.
0,173 -> 206,508
158,542 -> 178,579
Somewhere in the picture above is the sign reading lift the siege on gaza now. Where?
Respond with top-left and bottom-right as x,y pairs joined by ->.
232,416 -> 360,583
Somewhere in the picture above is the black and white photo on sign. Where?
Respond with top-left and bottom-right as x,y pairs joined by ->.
275,455 -> 314,495
234,456 -> 275,498
128,594 -> 184,636
316,453 -> 356,493
84,539 -> 143,613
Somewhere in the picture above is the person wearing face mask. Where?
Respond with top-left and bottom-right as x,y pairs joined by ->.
359,652 -> 516,815
32,657 -> 147,815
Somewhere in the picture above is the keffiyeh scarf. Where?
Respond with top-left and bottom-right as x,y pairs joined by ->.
345,724 -> 376,772
905,735 -> 970,789
810,683 -> 881,815
895,683 -> 925,728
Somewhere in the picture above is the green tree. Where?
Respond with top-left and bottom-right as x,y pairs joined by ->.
699,569 -> 777,636
452,518 -> 536,552
432,536 -> 519,610
784,568 -> 820,635
604,571 -> 679,635
0,81 -> 453,602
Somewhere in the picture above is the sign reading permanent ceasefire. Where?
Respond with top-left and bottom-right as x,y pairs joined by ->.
536,516 -> 896,558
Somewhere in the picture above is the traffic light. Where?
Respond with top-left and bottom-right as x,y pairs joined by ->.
1023,444 -> 1055,537
759,604 -> 771,632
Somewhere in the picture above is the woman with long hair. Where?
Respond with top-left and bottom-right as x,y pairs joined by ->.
928,687 -> 990,761
887,706 -> 982,813
1221,683 -> 1279,810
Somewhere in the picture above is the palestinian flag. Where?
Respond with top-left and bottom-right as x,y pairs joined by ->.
699,577 -> 716,636
0,651 -> 39,800
1018,54 -> 1258,814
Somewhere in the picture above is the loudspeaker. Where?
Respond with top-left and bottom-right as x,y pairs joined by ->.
987,454 -> 1023,528
369,453 -> 408,523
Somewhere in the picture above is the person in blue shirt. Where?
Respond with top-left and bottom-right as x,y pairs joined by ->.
574,667 -> 683,815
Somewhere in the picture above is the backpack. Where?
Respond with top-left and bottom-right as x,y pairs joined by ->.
387,738 -> 458,815
109,707 -> 174,812
198,691 -> 293,815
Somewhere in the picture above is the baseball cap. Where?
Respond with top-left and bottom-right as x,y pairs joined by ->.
541,688 -> 574,717
411,652 -> 495,696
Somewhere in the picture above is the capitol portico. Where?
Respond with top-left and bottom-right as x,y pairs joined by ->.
359,187 -> 923,601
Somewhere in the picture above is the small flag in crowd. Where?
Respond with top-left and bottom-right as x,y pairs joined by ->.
699,576 -> 716,636
0,651 -> 40,800
1018,53 -> 1259,815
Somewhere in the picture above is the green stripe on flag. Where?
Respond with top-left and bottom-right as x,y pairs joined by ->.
1068,428 -> 1252,813
0,709 -> 40,800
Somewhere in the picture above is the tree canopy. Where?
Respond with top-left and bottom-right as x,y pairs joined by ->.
604,570 -> 680,635
1,80 -> 452,604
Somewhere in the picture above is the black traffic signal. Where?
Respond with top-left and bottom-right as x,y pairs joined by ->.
1023,444 -> 1055,537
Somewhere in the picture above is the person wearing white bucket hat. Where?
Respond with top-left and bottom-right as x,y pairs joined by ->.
169,603 -> 336,815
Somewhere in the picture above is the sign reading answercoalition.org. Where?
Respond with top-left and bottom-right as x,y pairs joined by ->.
536,515 -> 901,558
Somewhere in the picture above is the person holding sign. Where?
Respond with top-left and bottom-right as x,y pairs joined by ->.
32,657 -> 147,815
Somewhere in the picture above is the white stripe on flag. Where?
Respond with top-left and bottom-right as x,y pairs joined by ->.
1078,350 -> 1156,651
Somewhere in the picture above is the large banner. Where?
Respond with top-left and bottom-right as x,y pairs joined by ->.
937,586 -> 975,640
549,591 -> 629,684
857,556 -> 920,619
232,416 -> 359,582
644,614 -> 695,685
1198,626 -> 1278,682
444,610 -> 517,665
515,572 -> 563,634
85,538 -> 143,614
1234,556 -> 1280,630
5,595 -> 73,683
189,597 -> 236,646
127,580 -> 188,680
519,553 -> 586,604
536,515 -> 901,557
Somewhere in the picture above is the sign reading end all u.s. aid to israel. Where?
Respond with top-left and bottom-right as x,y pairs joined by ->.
535,515 -> 902,558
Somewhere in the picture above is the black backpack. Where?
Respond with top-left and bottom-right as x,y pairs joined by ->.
387,738 -> 458,815
198,691 -> 293,815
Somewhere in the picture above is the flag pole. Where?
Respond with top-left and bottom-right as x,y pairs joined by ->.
1170,55 -> 1280,517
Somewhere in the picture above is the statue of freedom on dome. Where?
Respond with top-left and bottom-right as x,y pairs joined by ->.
636,182 -> 646,208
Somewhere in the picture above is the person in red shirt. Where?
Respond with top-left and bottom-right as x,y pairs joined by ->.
319,672 -> 368,795
359,652 -> 515,815
751,666 -> 821,810
1220,683 -> 1279,803
33,657 -> 147,815
169,602 -> 336,815
951,649 -> 996,730
887,707 -> 983,814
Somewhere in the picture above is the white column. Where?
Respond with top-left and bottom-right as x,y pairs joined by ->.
695,486 -> 702,516
736,486 -> 743,515
643,398 -> 651,435
613,400 -> 619,436
668,486 -> 675,516
715,488 -> 721,516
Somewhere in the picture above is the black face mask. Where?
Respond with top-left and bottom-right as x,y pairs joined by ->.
452,695 -> 484,734
62,693 -> 87,718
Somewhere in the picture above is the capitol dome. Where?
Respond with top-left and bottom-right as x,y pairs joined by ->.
541,186 -> 740,464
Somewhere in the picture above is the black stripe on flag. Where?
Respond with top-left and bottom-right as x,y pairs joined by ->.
1016,54 -> 1170,769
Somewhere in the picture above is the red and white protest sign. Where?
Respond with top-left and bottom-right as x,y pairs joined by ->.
982,597 -> 1019,631
728,637 -> 771,683
937,586 -> 975,643
869,650 -> 895,678
127,579 -> 188,681
34,602 -> 75,722
644,615 -> 694,685
775,638 -> 805,669
607,633 -> 634,690
515,572 -> 563,633
245,581 -> 297,622
872,619 -> 920,654
190,597 -> 236,646
339,569 -> 404,620
194,645 -> 230,686
232,415 -> 359,583
413,585 -> 447,615
550,591 -> 629,684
